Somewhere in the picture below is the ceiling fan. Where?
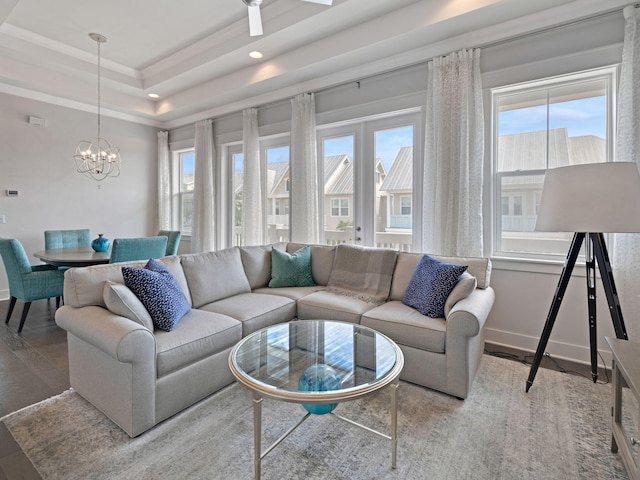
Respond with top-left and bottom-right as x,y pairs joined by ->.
242,0 -> 333,37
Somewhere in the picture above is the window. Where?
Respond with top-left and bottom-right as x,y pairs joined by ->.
492,67 -> 615,259
331,198 -> 349,217
175,149 -> 194,234
319,113 -> 418,251
266,143 -> 290,242
227,146 -> 243,246
400,195 -> 412,216
228,140 -> 290,246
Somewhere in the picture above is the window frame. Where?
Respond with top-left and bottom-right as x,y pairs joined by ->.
171,148 -> 195,235
491,66 -> 617,262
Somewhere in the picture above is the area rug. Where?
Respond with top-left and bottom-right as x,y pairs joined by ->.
1,355 -> 628,480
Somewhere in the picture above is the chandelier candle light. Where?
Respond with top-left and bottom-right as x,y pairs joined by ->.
74,33 -> 121,181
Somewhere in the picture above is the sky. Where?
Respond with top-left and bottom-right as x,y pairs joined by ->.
498,96 -> 606,138
322,126 -> 413,172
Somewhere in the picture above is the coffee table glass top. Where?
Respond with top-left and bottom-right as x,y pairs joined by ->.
229,320 -> 403,403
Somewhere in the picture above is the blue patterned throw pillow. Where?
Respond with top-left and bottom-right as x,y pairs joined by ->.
402,255 -> 467,318
269,246 -> 315,288
122,258 -> 191,332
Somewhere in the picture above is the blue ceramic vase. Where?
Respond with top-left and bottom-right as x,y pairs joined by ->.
298,364 -> 342,415
91,234 -> 110,252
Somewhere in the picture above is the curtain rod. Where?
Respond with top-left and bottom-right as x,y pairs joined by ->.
478,7 -> 627,50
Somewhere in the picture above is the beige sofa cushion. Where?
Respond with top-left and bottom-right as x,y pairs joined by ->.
181,247 -> 251,308
361,301 -> 446,353
253,285 -> 325,301
200,292 -> 296,336
240,242 -> 287,289
287,243 -> 336,286
296,290 -> 378,324
155,309 -> 242,378
390,252 -> 491,301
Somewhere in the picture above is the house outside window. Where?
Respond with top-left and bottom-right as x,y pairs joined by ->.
492,67 -> 615,259
400,195 -> 412,215
331,198 -> 349,217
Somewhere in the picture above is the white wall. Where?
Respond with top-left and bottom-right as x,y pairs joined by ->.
0,93 -> 159,298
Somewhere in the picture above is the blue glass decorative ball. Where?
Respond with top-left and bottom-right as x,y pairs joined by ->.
91,234 -> 110,252
298,364 -> 342,415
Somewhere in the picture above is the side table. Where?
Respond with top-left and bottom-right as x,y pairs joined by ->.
606,336 -> 640,480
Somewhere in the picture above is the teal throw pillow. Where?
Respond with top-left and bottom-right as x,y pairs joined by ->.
269,246 -> 315,288
402,255 -> 467,318
122,258 -> 191,332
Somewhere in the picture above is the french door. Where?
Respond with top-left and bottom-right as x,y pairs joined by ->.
317,111 -> 420,251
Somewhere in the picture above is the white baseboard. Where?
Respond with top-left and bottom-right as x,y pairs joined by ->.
0,289 -> 8,302
484,327 -> 613,369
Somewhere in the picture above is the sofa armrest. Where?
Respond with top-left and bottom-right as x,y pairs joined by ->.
445,286 -> 495,338
55,305 -> 155,363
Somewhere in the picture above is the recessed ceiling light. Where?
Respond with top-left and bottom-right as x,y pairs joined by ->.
148,93 -> 160,99
249,51 -> 263,59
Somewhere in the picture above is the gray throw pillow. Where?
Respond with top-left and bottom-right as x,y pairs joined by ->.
103,280 -> 154,331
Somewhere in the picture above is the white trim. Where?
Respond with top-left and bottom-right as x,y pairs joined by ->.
0,83 -> 164,128
484,333 -> 612,370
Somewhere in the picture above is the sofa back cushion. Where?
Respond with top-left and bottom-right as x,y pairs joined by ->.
390,252 -> 491,301
181,247 -> 251,308
64,255 -> 191,308
240,243 -> 287,289
286,243 -> 336,286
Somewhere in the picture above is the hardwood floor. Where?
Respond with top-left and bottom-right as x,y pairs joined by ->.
0,298 -> 609,479
0,298 -> 68,480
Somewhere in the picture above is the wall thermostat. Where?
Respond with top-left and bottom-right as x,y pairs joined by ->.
6,190 -> 19,197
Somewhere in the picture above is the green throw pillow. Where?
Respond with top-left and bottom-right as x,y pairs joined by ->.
269,246 -> 315,288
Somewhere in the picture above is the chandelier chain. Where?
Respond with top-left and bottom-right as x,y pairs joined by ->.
73,32 -> 122,181
97,39 -> 101,139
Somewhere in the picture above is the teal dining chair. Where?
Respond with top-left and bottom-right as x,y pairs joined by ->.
44,229 -> 92,249
157,230 -> 182,256
0,238 -> 65,333
109,237 -> 168,263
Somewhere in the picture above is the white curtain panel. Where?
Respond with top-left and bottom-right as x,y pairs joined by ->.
157,131 -> 171,232
191,119 -> 215,253
422,49 -> 484,257
290,93 -> 320,244
614,6 -> 640,339
242,108 -> 264,245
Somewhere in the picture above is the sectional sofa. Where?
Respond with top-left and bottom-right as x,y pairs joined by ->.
55,242 -> 494,437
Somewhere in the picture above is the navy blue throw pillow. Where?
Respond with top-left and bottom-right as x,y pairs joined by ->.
402,255 -> 467,318
122,258 -> 190,332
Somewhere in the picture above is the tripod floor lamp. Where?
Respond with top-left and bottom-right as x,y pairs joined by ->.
526,162 -> 640,393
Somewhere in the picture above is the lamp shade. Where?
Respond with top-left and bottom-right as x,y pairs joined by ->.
535,162 -> 640,233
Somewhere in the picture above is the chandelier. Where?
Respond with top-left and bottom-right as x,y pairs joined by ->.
74,33 -> 122,181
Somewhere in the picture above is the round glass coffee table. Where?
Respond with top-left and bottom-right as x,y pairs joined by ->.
229,319 -> 404,479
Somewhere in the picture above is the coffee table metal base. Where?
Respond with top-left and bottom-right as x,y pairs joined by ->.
250,379 -> 399,480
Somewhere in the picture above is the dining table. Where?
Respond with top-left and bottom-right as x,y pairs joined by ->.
33,246 -> 111,267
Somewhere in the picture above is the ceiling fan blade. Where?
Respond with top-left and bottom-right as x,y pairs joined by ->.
302,0 -> 333,5
248,5 -> 263,36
